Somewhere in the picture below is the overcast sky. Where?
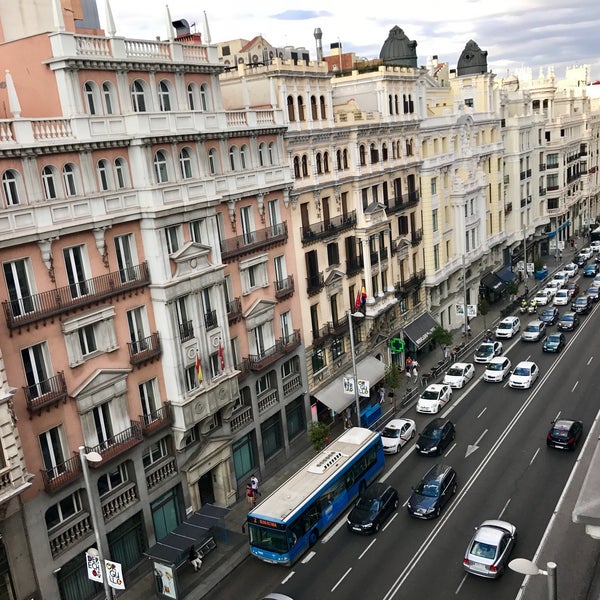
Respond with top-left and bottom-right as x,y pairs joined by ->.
107,0 -> 600,78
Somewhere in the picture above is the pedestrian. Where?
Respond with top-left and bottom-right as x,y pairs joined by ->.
412,359 -> 420,371
405,368 -> 412,387
412,365 -> 419,385
251,474 -> 260,498
444,345 -> 450,362
246,483 -> 255,507
344,406 -> 352,429
405,356 -> 413,372
188,545 -> 203,572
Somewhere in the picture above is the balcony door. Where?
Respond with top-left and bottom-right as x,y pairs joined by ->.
114,234 -> 138,282
4,258 -> 35,316
63,245 -> 89,298
21,343 -> 51,398
127,307 -> 149,352
40,426 -> 66,478
240,206 -> 255,245
93,402 -> 114,447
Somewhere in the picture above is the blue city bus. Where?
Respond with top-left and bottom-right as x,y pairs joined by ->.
246,427 -> 385,565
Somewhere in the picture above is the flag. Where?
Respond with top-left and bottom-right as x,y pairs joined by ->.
86,552 -> 103,583
218,341 -> 225,370
355,290 -> 361,310
104,559 -> 126,590
195,352 -> 203,383
361,285 -> 367,307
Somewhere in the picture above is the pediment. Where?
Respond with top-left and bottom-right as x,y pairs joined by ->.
364,201 -> 387,215
244,298 -> 276,329
71,369 -> 131,399
171,242 -> 215,278
325,269 -> 345,286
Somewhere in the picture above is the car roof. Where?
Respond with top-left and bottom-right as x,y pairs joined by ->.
487,356 -> 508,365
422,418 -> 449,432
422,463 -> 454,482
515,360 -> 535,368
526,320 -> 543,326
499,316 -> 517,323
425,384 -> 445,391
561,312 -> 576,317
554,419 -> 578,429
384,418 -> 412,430
475,522 -> 512,545
361,482 -> 392,498
450,362 -> 470,369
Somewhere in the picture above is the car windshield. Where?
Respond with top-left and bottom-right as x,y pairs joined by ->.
447,367 -> 464,376
562,315 -> 574,321
575,299 -> 586,305
556,291 -> 568,296
422,428 -> 442,440
550,427 -> 570,439
415,481 -> 440,498
421,390 -> 439,400
488,362 -> 504,371
498,322 -> 512,329
514,366 -> 530,376
470,541 -> 498,560
525,325 -> 539,332
476,345 -> 493,355
547,334 -> 561,342
543,310 -> 554,316
382,427 -> 400,439
355,497 -> 379,511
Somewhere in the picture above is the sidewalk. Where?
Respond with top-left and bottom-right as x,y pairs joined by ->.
119,262 -> 560,600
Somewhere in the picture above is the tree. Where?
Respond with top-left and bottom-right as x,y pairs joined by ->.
478,297 -> 490,329
385,363 -> 403,412
431,326 -> 452,350
506,280 -> 519,301
309,421 -> 330,451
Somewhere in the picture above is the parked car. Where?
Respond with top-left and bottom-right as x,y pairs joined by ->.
508,361 -> 540,389
416,384 -> 453,414
557,312 -> 580,331
474,341 -> 503,364
583,263 -> 599,277
543,332 -> 566,353
572,295 -> 593,315
521,320 -> 546,342
415,418 -> 456,456
381,419 -> 416,454
533,289 -> 552,306
553,289 -> 570,306
546,419 -> 583,451
443,362 -> 475,389
347,482 -> 399,533
407,464 -> 457,519
495,316 -> 520,339
563,263 -> 578,278
586,286 -> 600,302
483,356 -> 512,382
463,520 -> 517,579
539,307 -> 559,325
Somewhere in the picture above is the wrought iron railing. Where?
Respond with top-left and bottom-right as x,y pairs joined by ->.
23,371 -> 67,414
179,320 -> 194,342
275,275 -> 294,300
85,423 -> 143,466
227,297 -> 242,323
300,211 -> 356,244
139,402 -> 172,436
221,222 -> 287,260
41,454 -> 82,493
248,330 -> 301,371
128,332 -> 161,365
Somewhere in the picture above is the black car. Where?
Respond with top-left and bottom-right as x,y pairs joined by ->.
557,312 -> 580,331
543,332 -> 566,353
547,419 -> 583,450
346,482 -> 399,533
415,418 -> 456,456
539,307 -> 559,325
571,295 -> 593,315
407,464 -> 457,519
566,282 -> 580,297
575,255 -> 588,268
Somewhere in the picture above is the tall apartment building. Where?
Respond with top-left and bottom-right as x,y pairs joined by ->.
0,0 -> 308,597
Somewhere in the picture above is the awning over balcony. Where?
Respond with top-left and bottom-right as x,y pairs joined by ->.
313,356 -> 386,413
404,311 -> 439,350
144,504 -> 229,566
495,266 -> 517,283
481,272 -> 506,294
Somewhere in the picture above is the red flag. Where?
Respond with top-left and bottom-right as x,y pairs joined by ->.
355,291 -> 361,310
195,352 -> 203,383
218,341 -> 225,370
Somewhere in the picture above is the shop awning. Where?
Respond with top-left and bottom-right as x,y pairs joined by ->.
404,311 -> 439,350
481,272 -> 506,294
144,504 -> 229,566
495,266 -> 517,282
313,356 -> 386,413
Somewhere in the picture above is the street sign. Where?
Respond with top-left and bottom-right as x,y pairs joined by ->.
390,338 -> 405,353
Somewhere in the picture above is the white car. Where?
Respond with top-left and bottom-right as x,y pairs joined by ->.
474,341 -> 503,364
579,247 -> 594,260
545,280 -> 563,294
553,271 -> 569,285
508,361 -> 540,389
563,263 -> 578,278
542,286 -> 557,300
416,384 -> 453,414
533,289 -> 552,306
553,289 -> 570,306
381,418 -> 416,454
495,316 -> 520,339
483,356 -> 512,382
443,362 -> 475,389
521,319 -> 546,342
591,240 -> 600,253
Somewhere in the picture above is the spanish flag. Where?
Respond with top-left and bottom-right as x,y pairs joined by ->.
218,341 -> 225,370
195,352 -> 203,383
361,285 -> 367,307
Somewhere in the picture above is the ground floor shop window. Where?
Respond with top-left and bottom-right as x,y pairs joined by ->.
233,433 -> 255,480
286,397 -> 306,440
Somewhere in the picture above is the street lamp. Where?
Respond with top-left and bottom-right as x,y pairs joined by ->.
79,446 -> 113,600
347,310 -> 364,427
509,557 -> 557,600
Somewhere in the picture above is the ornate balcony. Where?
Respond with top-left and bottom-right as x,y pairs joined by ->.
85,423 -> 143,466
328,315 -> 349,337
48,513 -> 92,558
248,330 -> 301,371
257,390 -> 279,413
283,373 -> 302,396
204,309 -> 218,330
227,297 -> 242,324
385,191 -> 420,215
230,405 -> 253,433
139,402 -> 172,436
300,211 -> 356,245
23,371 -> 67,416
395,270 -> 426,297
146,456 -> 178,491
3,262 -> 150,329
179,320 -> 194,342
410,229 -> 423,246
41,454 -> 82,494
306,272 -> 324,296
221,222 -> 287,261
128,332 -> 161,366
236,358 -> 250,381
275,275 -> 294,300
101,483 -> 138,521
312,323 -> 332,345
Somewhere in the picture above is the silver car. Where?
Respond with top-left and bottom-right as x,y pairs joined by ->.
463,519 -> 517,578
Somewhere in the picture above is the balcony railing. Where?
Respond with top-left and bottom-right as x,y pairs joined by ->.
300,211 -> 356,244
128,332 -> 161,366
505,202 -> 513,213
23,371 -> 67,415
306,272 -> 324,296
236,358 -> 250,381
328,316 -> 349,337
3,262 -> 150,329
221,222 -> 287,260
49,513 -> 91,558
101,483 -> 138,521
539,164 -> 546,171
346,256 -> 364,276
312,323 -> 332,345
179,320 -> 194,342
227,297 -> 242,323
230,406 -> 253,433
41,454 -> 82,494
85,423 -> 143,466
139,402 -> 172,436
274,275 -> 295,300
539,188 -> 547,196
395,270 -> 426,296
248,330 -> 301,371
384,191 -> 420,215
411,229 -> 423,245
283,373 -> 302,396
257,390 -> 279,413
204,309 -> 218,330
146,456 -> 177,491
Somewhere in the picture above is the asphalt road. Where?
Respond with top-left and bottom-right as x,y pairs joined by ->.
205,274 -> 600,600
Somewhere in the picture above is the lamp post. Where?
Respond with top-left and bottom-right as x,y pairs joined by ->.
523,224 -> 529,282
347,310 -> 364,427
79,446 -> 113,600
462,254 -> 468,337
509,558 -> 557,600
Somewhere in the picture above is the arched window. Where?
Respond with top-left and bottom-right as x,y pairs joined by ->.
240,145 -> 249,169
97,159 -> 111,191
179,148 -> 193,179
336,149 -> 342,171
158,80 -> 172,111
200,84 -> 210,111
187,83 -> 197,110
84,82 -> 98,115
388,94 -> 393,115
320,95 -> 326,119
229,146 -> 238,171
131,80 -> 147,112
382,144 -> 388,161
154,150 -> 169,183
287,96 -> 295,122
370,143 -> 379,164
406,139 -> 413,157
301,155 -> 308,177
258,143 -> 266,167
297,96 -> 305,121
41,166 -> 58,200
102,82 -> 115,114
359,145 -> 366,166
394,95 -> 399,115
293,156 -> 300,179
62,164 -> 78,196
343,149 -> 348,169
114,158 -> 128,189
2,170 -> 20,206
268,142 -> 276,165
323,151 -> 330,173
208,148 -> 217,175
316,153 -> 322,175
310,95 -> 318,120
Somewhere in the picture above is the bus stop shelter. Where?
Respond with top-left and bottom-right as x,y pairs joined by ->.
145,504 -> 229,599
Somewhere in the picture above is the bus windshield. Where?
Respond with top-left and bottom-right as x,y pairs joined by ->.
248,523 -> 289,554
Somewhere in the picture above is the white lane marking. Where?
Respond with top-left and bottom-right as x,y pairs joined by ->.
444,442 -> 456,457
331,567 -> 352,593
358,538 -> 378,560
474,429 -> 488,446
321,513 -> 349,544
571,381 -> 578,392
498,498 -> 511,520
587,356 -> 593,365
553,410 -> 561,422
281,571 -> 295,584
382,512 -> 399,532
529,448 -> 540,466
477,407 -> 487,418
455,574 -> 468,595
301,551 -> 316,564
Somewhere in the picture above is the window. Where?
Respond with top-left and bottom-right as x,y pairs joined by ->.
434,244 -> 440,270
258,143 -> 266,167
84,82 -> 97,114
331,337 -> 344,360
165,225 -> 182,254
45,492 -> 82,530
208,148 -> 217,175
62,164 -> 77,197
4,258 -> 35,316
185,364 -> 200,392
240,205 -> 255,244
229,146 -> 239,171
114,158 -> 128,189
127,306 -> 149,350
200,84 -> 210,111
154,150 -> 170,183
63,245 -> 89,298
286,397 -> 305,439
97,160 -> 111,191
102,82 -> 114,114
187,83 -> 197,110
98,463 -> 128,497
131,80 -> 147,112
268,142 -> 276,165
41,166 -> 58,200
431,177 -> 437,195
63,306 -> 117,367
78,324 -> 97,356
92,402 -> 113,446
175,296 -> 193,341
39,426 -> 66,478
359,145 -> 366,166
240,145 -> 248,169
243,262 -> 268,292
2,170 -> 21,205
261,414 -> 283,459
274,255 -> 287,287
250,322 -> 274,357
282,356 -> 299,379
139,378 -> 159,420
114,233 -> 138,282
21,342 -> 51,398
327,242 -> 339,266
189,219 -> 205,243
432,209 -> 439,232
179,148 -> 193,179
143,438 -> 168,469
158,80 -> 172,111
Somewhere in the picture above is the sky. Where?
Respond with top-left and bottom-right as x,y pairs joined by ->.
106,0 -> 600,79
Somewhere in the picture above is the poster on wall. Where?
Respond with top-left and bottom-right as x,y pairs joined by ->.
153,563 -> 177,599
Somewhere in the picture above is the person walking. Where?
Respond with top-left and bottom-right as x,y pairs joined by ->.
250,474 -> 260,498
405,368 -> 412,387
412,365 -> 419,386
246,483 -> 255,507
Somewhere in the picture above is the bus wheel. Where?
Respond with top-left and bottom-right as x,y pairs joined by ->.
309,529 -> 319,546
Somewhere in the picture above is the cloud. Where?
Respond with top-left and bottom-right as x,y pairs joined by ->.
271,10 -> 334,21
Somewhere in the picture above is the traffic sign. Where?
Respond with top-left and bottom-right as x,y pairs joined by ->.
390,338 -> 405,353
